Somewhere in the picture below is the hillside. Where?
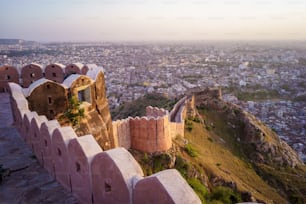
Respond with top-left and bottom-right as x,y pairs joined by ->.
118,90 -> 305,203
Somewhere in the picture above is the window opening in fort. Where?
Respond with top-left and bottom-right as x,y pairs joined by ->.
48,96 -> 52,104
44,139 -> 47,147
104,182 -> 111,192
57,148 -> 62,156
77,86 -> 91,104
52,73 -> 56,77
5,75 -> 10,80
46,84 -> 50,89
30,73 -> 35,77
76,162 -> 81,172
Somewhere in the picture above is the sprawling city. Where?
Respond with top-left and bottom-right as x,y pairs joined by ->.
1,40 -> 305,162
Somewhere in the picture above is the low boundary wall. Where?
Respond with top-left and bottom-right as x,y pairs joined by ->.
8,82 -> 200,204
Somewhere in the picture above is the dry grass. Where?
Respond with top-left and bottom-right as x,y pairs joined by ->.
185,120 -> 287,203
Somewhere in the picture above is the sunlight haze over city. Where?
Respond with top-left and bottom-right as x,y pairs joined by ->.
1,0 -> 306,42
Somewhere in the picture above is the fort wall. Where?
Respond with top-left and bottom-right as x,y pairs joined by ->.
0,63 -> 91,91
2,63 -> 116,150
8,82 -> 201,204
113,99 -> 188,153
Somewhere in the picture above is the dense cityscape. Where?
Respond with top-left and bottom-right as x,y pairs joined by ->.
0,39 -> 305,161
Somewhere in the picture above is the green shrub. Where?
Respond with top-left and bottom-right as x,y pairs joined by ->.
210,186 -> 241,204
63,96 -> 85,127
142,153 -> 149,163
174,156 -> 189,178
185,143 -> 198,157
152,154 -> 171,173
187,178 -> 208,203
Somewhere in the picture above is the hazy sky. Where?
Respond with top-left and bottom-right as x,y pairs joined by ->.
1,0 -> 306,42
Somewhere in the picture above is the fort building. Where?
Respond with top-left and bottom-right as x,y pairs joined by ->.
6,62 -> 201,203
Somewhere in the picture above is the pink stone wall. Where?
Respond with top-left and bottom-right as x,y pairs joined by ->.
146,106 -> 168,118
8,71 -> 201,204
40,120 -> 60,176
113,119 -> 131,149
52,127 -> 77,191
0,65 -> 19,92
31,115 -> 48,165
22,111 -> 38,148
21,64 -> 43,88
8,83 -> 29,132
133,169 -> 201,204
68,135 -> 102,203
128,116 -> 171,153
133,176 -> 174,204
91,148 -> 143,203
45,64 -> 65,83
65,63 -> 82,76
113,104 -> 187,153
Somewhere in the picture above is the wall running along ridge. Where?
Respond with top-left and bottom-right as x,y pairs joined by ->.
8,82 -> 201,204
113,98 -> 187,153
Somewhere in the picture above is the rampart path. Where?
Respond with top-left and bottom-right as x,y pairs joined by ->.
0,93 -> 78,203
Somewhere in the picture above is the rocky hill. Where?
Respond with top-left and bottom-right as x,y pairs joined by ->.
118,89 -> 306,203
193,88 -> 302,168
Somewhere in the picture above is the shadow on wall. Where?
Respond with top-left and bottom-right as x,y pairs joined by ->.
8,82 -> 201,204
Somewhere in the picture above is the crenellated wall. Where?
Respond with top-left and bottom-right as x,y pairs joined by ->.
8,82 -> 201,204
113,100 -> 188,153
3,62 -> 189,153
0,63 -> 90,91
3,63 -> 116,150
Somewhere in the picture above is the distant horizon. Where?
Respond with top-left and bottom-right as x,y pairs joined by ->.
2,38 -> 306,44
1,0 -> 306,42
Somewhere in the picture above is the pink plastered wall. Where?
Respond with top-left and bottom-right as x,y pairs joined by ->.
8,82 -> 200,204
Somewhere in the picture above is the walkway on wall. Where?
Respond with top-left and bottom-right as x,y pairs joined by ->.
0,93 -> 78,203
171,96 -> 188,123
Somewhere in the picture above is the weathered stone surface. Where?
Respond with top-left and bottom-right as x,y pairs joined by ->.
31,115 -> 48,165
0,93 -> 78,203
68,135 -> 102,203
91,147 -> 144,203
45,63 -> 65,83
0,65 -> 19,92
133,169 -> 201,204
40,120 -> 60,176
52,126 -> 77,191
21,63 -> 43,88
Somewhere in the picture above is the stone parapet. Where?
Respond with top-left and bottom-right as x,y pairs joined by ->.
8,82 -> 200,204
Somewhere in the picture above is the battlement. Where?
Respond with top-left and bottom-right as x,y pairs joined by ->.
113,101 -> 187,153
0,63 -> 98,91
8,82 -> 201,204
